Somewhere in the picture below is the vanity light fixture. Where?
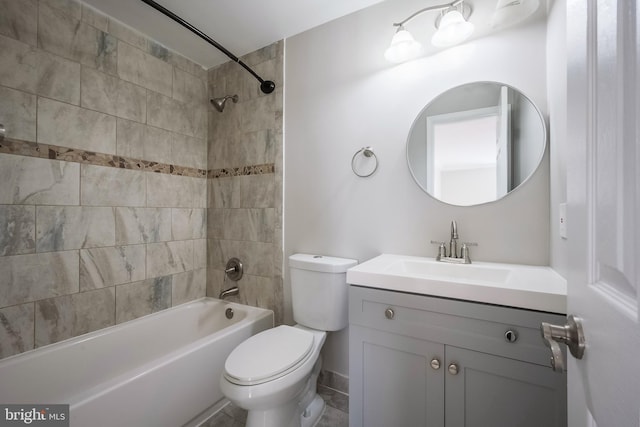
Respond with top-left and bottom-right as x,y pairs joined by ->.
384,0 -> 474,63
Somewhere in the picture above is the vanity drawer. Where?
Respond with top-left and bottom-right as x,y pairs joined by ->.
349,285 -> 566,367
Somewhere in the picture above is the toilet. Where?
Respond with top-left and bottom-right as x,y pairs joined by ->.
220,253 -> 357,427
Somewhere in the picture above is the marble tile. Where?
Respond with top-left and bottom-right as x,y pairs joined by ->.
38,3 -> 117,75
166,51 -> 207,82
0,0 -> 37,46
316,404 -> 349,427
35,287 -> 115,347
207,208 -> 223,239
319,370 -> 349,393
0,250 -> 79,307
36,50 -> 81,104
236,130 -> 276,167
81,4 -> 108,32
172,67 -> 206,105
147,90 -> 206,138
172,268 -> 206,306
37,97 -> 116,154
0,205 -> 36,256
79,245 -> 146,291
207,177 -> 240,209
222,208 -> 275,243
81,67 -> 146,122
147,40 -> 170,62
0,303 -> 35,359
202,402 -> 247,427
239,93 -> 278,133
40,0 -> 81,20
108,19 -> 146,51
115,276 -> 172,323
147,173 -> 206,208
0,34 -> 37,93
0,86 -> 37,142
194,238 -> 206,270
0,154 -> 79,205
116,120 -> 173,164
36,206 -> 115,252
172,133 -> 207,169
81,164 -> 146,207
147,240 -> 193,278
239,174 -> 275,208
318,384 -> 349,414
117,41 -> 172,96
172,208 -> 206,240
115,207 -> 171,245
232,274 -> 280,319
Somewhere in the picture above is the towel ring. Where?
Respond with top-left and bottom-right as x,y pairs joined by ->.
351,147 -> 378,177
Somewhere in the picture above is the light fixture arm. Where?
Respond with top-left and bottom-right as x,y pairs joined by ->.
139,0 -> 276,94
392,0 -> 465,27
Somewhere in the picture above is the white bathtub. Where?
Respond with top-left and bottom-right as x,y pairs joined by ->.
0,298 -> 273,427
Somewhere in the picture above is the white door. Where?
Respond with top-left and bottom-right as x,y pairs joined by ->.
566,0 -> 640,425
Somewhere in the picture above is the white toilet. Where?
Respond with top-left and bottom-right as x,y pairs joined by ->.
220,253 -> 357,427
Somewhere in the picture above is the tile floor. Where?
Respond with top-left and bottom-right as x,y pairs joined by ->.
202,393 -> 348,427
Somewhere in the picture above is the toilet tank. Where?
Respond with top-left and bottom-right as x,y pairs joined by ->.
289,254 -> 357,331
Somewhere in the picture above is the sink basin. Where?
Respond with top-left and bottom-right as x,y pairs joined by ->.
386,259 -> 512,285
347,254 -> 566,313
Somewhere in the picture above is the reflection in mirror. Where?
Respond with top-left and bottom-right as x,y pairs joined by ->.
407,82 -> 546,206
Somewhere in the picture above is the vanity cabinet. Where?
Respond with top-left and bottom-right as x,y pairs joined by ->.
349,285 -> 567,427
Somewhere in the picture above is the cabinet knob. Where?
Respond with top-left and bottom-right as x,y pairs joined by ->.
384,308 -> 395,319
504,329 -> 518,343
448,363 -> 459,375
430,358 -> 441,370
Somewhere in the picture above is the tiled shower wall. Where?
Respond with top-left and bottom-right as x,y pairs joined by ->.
0,0 -> 208,359
206,42 -> 284,324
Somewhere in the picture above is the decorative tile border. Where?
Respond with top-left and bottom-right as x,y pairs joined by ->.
0,137 -> 274,179
207,163 -> 275,178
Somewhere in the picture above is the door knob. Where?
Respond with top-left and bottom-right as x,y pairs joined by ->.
540,315 -> 585,372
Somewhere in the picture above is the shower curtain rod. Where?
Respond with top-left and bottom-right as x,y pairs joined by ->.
139,0 -> 276,94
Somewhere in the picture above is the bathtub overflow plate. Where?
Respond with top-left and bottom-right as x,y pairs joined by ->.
225,308 -> 234,319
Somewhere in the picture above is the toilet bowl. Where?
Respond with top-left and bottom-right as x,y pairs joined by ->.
219,254 -> 357,427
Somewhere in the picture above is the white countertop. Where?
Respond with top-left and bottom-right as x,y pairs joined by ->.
347,254 -> 567,314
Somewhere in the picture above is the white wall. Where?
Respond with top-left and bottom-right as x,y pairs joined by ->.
547,0 -> 568,278
284,0 -> 550,375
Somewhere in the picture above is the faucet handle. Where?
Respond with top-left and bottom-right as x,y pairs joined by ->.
430,240 -> 447,260
460,242 -> 477,263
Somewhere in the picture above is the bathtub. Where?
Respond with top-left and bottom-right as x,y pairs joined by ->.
0,298 -> 273,427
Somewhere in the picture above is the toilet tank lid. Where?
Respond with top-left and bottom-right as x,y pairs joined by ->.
289,254 -> 358,273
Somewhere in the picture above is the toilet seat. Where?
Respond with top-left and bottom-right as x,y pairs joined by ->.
224,325 -> 315,386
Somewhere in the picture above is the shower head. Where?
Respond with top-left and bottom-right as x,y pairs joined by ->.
210,95 -> 238,112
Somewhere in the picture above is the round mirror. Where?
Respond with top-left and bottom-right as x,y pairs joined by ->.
406,82 -> 546,206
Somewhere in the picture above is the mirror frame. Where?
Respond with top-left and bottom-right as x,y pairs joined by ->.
406,81 -> 547,206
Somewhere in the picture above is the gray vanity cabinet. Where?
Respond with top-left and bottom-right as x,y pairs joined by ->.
349,285 -> 567,427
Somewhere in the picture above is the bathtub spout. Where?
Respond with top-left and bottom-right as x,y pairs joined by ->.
219,286 -> 239,299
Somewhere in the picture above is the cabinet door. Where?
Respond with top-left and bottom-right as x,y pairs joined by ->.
445,346 -> 567,427
349,325 -> 444,427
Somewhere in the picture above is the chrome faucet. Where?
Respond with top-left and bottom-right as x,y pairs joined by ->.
219,286 -> 239,299
431,220 -> 477,264
449,220 -> 459,260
